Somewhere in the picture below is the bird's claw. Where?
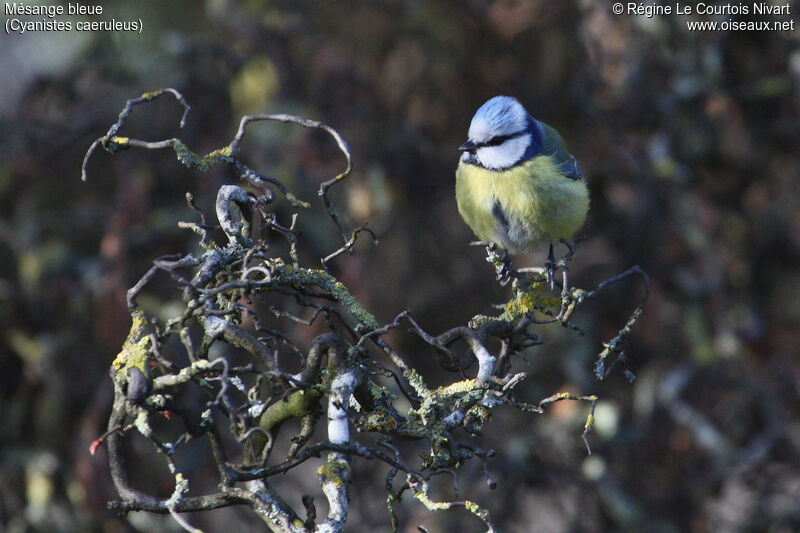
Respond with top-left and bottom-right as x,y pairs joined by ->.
545,243 -> 557,290
496,250 -> 518,286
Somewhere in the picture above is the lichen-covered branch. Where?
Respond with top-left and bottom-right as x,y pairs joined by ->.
85,90 -> 648,533
316,369 -> 359,533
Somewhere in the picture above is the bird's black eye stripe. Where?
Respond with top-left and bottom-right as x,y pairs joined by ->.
484,134 -> 512,147
478,130 -> 527,148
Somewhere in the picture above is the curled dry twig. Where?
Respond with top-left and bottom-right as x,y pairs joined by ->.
82,88 -> 359,249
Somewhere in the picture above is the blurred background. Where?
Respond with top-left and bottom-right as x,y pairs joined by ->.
2,1 -> 800,531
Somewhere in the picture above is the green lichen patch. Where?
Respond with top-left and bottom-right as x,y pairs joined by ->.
317,459 -> 351,488
103,136 -> 130,152
112,307 -> 152,382
501,278 -> 560,322
264,258 -> 379,331
172,140 -> 234,171
469,276 -> 560,329
258,388 -> 323,433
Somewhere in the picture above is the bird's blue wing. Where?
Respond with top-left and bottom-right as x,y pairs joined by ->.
539,122 -> 584,181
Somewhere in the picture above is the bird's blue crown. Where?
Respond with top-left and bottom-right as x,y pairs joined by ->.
473,96 -> 529,135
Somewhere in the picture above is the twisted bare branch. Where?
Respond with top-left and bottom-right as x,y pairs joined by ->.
87,90 -> 648,533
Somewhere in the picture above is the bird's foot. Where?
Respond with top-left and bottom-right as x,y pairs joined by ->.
496,250 -> 517,286
472,242 -> 518,286
470,241 -> 522,286
545,243 -> 557,290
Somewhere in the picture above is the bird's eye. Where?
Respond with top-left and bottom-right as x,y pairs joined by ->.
483,134 -> 512,147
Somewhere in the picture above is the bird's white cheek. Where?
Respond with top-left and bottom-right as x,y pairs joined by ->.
476,135 -> 529,170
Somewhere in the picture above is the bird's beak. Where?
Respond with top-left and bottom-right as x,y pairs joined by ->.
458,140 -> 476,152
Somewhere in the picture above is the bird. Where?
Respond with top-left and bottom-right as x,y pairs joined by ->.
455,96 -> 589,285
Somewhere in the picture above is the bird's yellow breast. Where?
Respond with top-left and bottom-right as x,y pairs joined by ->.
455,156 -> 589,254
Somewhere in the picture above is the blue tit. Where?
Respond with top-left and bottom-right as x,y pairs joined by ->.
455,96 -> 589,273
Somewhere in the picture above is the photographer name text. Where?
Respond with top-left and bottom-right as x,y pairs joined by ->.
612,2 -> 795,31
